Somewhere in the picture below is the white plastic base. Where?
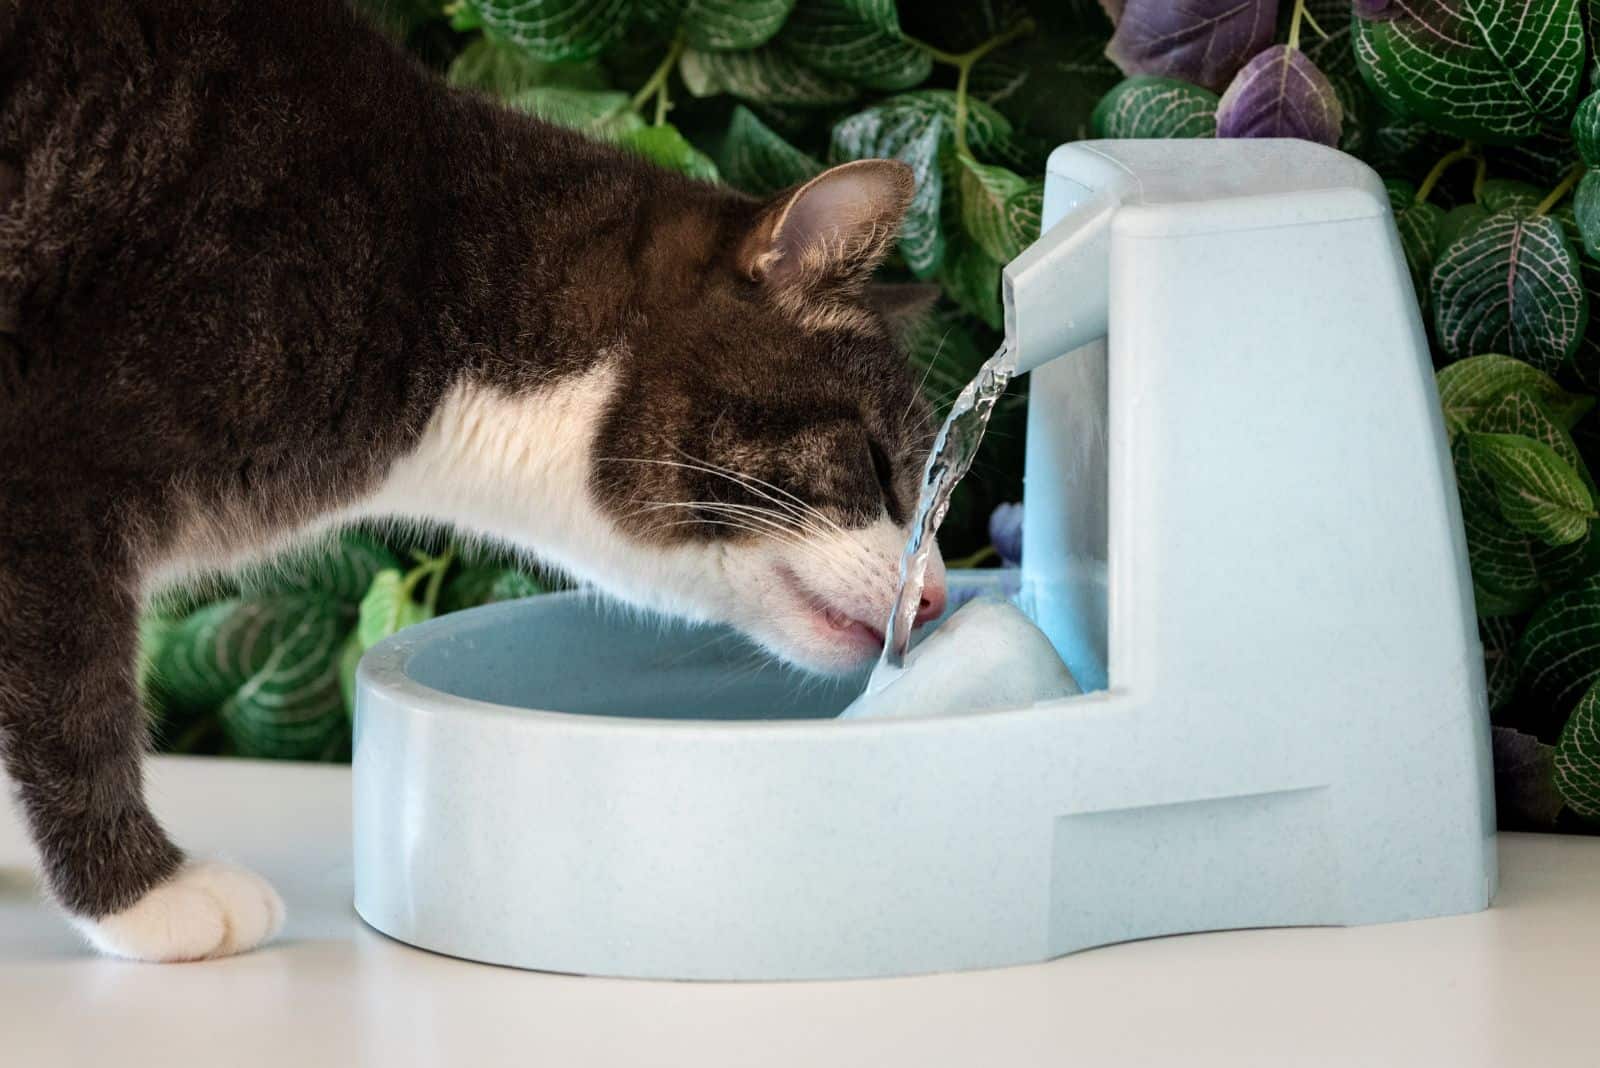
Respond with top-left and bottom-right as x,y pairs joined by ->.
353,141 -> 1496,981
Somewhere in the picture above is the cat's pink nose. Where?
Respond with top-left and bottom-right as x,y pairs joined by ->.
914,582 -> 947,626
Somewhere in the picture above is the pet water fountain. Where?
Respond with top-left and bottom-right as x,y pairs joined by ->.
352,139 -> 1496,980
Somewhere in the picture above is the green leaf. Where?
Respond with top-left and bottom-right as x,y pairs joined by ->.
834,0 -> 899,34
504,87 -> 646,139
1004,180 -> 1044,256
1572,88 -> 1600,165
680,45 -> 857,107
1481,615 -> 1524,716
1478,178 -> 1547,216
635,0 -> 797,51
446,36 -> 610,96
237,532 -> 401,606
1453,438 -> 1590,615
357,570 -> 433,651
989,125 -> 1047,178
1352,0 -> 1586,144
1467,432 -> 1594,546
338,630 -> 364,720
829,91 -> 1017,278
218,598 -> 351,761
717,105 -> 824,197
890,117 -> 948,277
741,102 -> 828,142
149,594 -> 344,715
1476,389 -> 1592,476
778,0 -> 931,91
1431,211 -> 1589,374
1541,198 -> 1600,390
1586,0 -> 1600,82
1090,75 -> 1219,139
939,233 -> 1003,331
1518,573 -> 1600,713
1572,171 -> 1600,260
439,568 -> 546,615
1434,202 -> 1492,255
1386,180 -> 1445,311
1437,354 -> 1595,436
1483,129 -> 1583,190
617,124 -> 721,182
1554,679 -> 1600,819
974,29 -> 1120,146
830,90 -> 1016,166
466,0 -> 630,63
957,156 -> 1031,264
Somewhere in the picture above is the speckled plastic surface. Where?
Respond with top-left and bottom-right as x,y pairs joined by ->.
352,141 -> 1496,981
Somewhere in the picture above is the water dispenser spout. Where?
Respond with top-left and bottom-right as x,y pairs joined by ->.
1002,185 -> 1118,376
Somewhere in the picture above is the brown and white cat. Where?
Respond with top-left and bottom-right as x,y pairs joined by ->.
0,0 -> 949,961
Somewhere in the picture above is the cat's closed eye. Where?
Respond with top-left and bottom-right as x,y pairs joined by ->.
867,438 -> 899,519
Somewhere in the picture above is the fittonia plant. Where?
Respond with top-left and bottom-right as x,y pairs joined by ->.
134,0 -> 1599,836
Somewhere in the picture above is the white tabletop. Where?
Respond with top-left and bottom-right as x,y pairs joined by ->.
2,755 -> 1596,1068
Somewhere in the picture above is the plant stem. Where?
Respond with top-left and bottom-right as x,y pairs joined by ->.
952,61 -> 975,157
422,548 -> 454,615
654,76 -> 671,126
1414,141 -> 1479,206
909,19 -> 1035,158
1287,0 -> 1307,51
627,32 -> 686,123
401,549 -> 455,608
946,544 -> 999,569
1472,154 -> 1488,202
1535,163 -> 1587,216
1294,0 -> 1330,44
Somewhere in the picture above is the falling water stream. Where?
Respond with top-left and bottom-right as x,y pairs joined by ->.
877,343 -> 1017,678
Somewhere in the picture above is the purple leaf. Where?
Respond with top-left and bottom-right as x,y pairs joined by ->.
1105,0 -> 1280,93
1216,45 -> 1343,146
1354,0 -> 1395,18
988,501 -> 1023,566
1492,727 -> 1565,829
1099,0 -> 1125,22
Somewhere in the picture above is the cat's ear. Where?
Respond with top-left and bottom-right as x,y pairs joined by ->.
740,160 -> 915,295
866,282 -> 940,340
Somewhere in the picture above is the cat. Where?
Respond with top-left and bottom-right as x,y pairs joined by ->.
0,0 -> 950,962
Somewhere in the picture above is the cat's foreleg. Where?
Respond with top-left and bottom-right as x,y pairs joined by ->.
0,539 -> 283,960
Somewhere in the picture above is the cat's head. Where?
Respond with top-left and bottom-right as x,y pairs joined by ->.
391,160 -> 949,674
585,160 -> 949,673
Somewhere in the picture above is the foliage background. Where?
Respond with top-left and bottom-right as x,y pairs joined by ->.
141,0 -> 1600,835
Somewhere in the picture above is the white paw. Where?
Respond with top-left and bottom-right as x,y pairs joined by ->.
70,860 -> 285,962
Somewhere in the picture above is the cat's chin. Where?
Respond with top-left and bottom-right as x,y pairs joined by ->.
758,626 -> 884,677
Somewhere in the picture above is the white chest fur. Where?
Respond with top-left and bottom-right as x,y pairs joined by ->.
353,362 -> 725,623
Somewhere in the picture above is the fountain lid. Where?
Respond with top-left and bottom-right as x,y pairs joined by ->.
1045,138 -> 1385,212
